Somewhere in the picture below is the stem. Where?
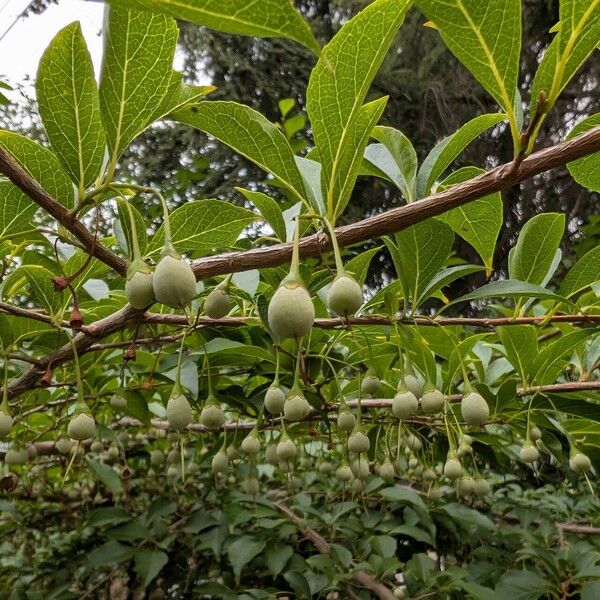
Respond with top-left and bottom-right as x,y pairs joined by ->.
287,216 -> 302,282
68,335 -> 85,407
1,355 -> 9,413
117,191 -> 143,263
174,332 -> 188,391
323,217 -> 345,274
157,192 -> 173,249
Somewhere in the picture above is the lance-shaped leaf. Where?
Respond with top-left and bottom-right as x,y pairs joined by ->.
99,6 -> 180,166
497,325 -> 538,384
566,113 -> 600,193
416,113 -> 506,198
237,188 -> 286,243
146,199 -> 257,256
0,181 -> 38,242
365,126 -> 418,202
530,1 -> 600,119
307,0 -> 411,221
559,245 -> 600,297
416,0 -> 521,132
106,0 -> 320,55
173,101 -> 307,204
435,166 -> 503,274
36,22 -> 106,192
0,131 -> 75,209
508,212 -> 565,285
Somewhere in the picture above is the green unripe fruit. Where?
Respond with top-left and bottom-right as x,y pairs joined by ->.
200,402 -> 226,430
444,457 -> 462,480
422,468 -> 437,482
243,477 -> 259,495
283,392 -> 311,421
0,411 -> 13,439
351,458 -> 369,480
241,433 -> 260,456
68,413 -> 96,441
167,449 -> 179,464
394,587 -> 406,599
337,409 -> 356,432
264,385 -> 286,414
150,450 -> 165,466
427,486 -> 442,500
166,466 -> 178,478
277,438 -> 297,461
319,461 -> 333,475
268,282 -> 314,340
519,442 -> 539,463
117,431 -> 129,445
125,269 -> 155,309
226,445 -> 239,460
378,460 -> 395,482
300,457 -> 312,468
569,452 -> 592,473
166,394 -> 192,431
107,445 -> 119,459
27,445 -> 37,459
473,477 -> 491,497
405,433 -> 422,452
327,274 -> 363,317
90,440 -> 103,453
408,455 -> 419,470
211,451 -> 229,474
336,464 -> 353,482
461,392 -> 489,426
205,288 -> 231,319
265,444 -> 278,465
54,438 -> 73,454
392,391 -> 418,419
420,388 -> 445,414
110,394 -> 127,409
153,254 -> 197,308
404,374 -> 422,399
348,430 -> 370,454
529,426 -> 542,441
349,478 -> 363,493
5,448 -> 28,465
361,373 -> 380,395
456,476 -> 475,496
456,443 -> 473,458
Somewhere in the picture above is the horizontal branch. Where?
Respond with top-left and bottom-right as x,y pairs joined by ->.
191,125 -> 600,278
0,146 -> 127,277
1,128 -> 600,402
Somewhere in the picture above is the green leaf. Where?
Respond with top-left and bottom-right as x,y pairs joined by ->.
415,1 -> 521,123
306,0 -> 411,221
530,3 -> 600,119
566,113 -> 600,193
147,200 -> 257,257
365,125 -> 418,202
88,506 -> 130,528
0,131 -> 75,209
0,181 -> 38,242
560,244 -> 600,297
509,212 -> 565,285
36,22 -> 106,191
115,197 -> 147,257
86,540 -> 134,568
497,325 -> 538,383
581,581 -> 600,600
416,113 -> 506,198
345,247 -> 381,286
86,458 -> 123,494
418,264 -> 486,305
123,391 -> 151,427
20,265 -> 63,316
379,485 -> 426,509
227,536 -> 266,579
391,219 -> 454,309
441,502 -> 496,535
563,418 -> 600,453
450,279 -> 571,306
173,101 -> 307,204
106,519 -> 150,541
135,549 -> 168,589
495,570 -> 551,600
265,545 -> 293,578
105,0 -> 320,55
330,543 -> 352,568
388,525 -> 434,546
99,6 -> 179,165
237,188 -> 286,243
435,167 -> 503,272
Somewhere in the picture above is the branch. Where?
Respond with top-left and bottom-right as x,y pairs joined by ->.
272,501 -> 397,600
0,146 -> 127,277
191,126 -> 600,279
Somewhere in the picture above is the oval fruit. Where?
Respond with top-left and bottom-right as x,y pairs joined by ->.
268,282 -> 314,340
153,254 -> 197,308
348,430 -> 370,454
166,394 -> 192,431
264,385 -> 286,414
283,392 -> 311,421
68,413 -> 96,441
461,391 -> 489,426
392,390 -> 418,419
327,274 -> 363,316
125,270 -> 155,309
420,388 -> 445,414
205,288 -> 230,319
